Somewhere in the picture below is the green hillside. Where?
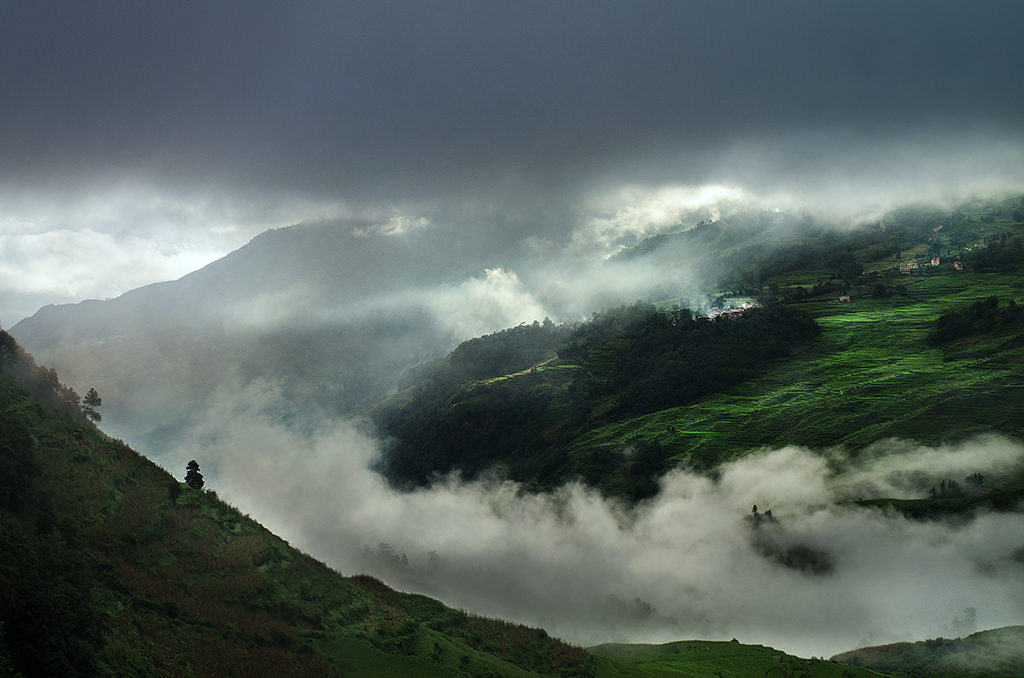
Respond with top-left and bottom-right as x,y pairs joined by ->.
589,640 -> 886,678
375,196 -> 1024,501
0,335 -> 592,677
6,317 -> 976,678
3,328 -> 933,678
830,626 -> 1024,677
377,301 -> 822,498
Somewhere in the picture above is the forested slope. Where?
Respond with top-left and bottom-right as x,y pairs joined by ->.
375,196 -> 1024,500
376,302 -> 820,498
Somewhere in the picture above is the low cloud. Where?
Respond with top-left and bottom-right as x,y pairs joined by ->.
828,435 -> 1024,501
169,383 -> 1024,659
572,184 -> 752,258
352,214 -> 434,238
0,228 -> 213,297
297,265 -> 552,354
519,253 -> 709,323
709,126 -> 1024,225
412,267 -> 550,341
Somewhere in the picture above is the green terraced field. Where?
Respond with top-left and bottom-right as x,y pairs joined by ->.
569,270 -> 1024,471
378,201 -> 1024,499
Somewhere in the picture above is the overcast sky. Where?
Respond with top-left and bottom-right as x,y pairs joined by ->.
3,0 -> 1024,324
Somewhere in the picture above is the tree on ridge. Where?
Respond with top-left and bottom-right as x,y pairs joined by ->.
185,460 -> 204,490
82,387 -> 102,423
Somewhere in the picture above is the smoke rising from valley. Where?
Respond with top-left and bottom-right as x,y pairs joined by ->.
172,381 -> 1024,659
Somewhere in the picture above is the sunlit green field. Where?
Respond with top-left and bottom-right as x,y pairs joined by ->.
569,269 -> 1024,471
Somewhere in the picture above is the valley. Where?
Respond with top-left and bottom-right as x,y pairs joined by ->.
4,4 -> 1024,674
3,333 -> 1020,676
3,195 -> 1024,675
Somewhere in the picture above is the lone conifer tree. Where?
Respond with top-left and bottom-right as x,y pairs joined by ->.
82,387 -> 102,422
184,460 -> 204,490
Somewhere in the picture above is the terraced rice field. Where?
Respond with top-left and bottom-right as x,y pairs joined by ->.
569,270 -> 1024,470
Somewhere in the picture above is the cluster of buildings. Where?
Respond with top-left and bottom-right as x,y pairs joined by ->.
898,256 -> 944,274
836,253 -> 967,303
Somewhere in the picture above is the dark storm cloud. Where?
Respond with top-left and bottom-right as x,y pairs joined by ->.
3,1 -> 1023,323
2,0 -> 1021,201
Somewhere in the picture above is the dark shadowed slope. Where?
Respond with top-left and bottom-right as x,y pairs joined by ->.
0,330 -> 593,677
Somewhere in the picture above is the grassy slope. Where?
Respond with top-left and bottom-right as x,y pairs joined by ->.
0,364 -> 592,677
567,212 -> 1024,476
569,271 -> 1024,468
7,348 -> 914,678
589,640 -> 885,678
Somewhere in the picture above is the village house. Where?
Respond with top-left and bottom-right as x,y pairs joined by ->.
838,295 -> 851,303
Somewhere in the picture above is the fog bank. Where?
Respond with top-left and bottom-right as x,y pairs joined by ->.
171,382 -> 1024,658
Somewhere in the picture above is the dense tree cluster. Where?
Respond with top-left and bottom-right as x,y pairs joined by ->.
377,302 -> 819,496
0,329 -> 101,427
963,233 -> 1024,272
563,301 -> 819,418
443,318 -> 572,388
389,318 -> 574,409
746,506 -> 834,576
929,478 -> 965,499
0,375 -> 105,675
0,409 -> 38,511
927,296 -> 1022,345
375,320 -> 576,487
